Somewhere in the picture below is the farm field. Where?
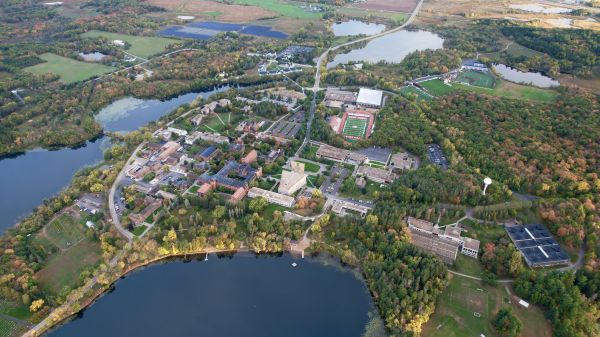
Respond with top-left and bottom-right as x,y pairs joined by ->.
455,70 -> 495,88
453,80 -> 558,102
351,0 -> 418,12
35,240 -> 102,294
231,0 -> 321,20
24,53 -> 115,84
82,31 -> 178,58
419,79 -> 456,96
336,7 -> 408,22
43,213 -> 85,250
147,0 -> 275,22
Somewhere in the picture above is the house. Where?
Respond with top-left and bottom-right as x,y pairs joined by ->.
356,165 -> 397,184
248,187 -> 295,208
356,88 -> 383,108
167,127 -> 188,137
241,150 -> 258,165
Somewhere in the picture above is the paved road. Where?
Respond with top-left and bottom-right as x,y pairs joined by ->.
108,142 -> 147,241
295,0 -> 425,157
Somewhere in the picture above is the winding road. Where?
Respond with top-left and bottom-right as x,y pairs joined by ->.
296,0 -> 425,156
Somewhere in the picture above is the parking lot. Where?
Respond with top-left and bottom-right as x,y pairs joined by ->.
427,144 -> 448,170
321,165 -> 349,195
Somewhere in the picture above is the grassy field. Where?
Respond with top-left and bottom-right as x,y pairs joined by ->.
456,70 -> 496,88
132,225 -> 147,236
232,0 -> 320,19
294,160 -> 321,173
399,86 -> 432,101
261,204 -> 289,218
423,275 -> 552,337
419,79 -> 456,96
0,318 -> 25,337
200,114 -> 227,132
43,214 -> 86,250
82,30 -> 178,58
453,80 -> 558,102
336,7 -> 408,22
24,53 -> 115,84
35,240 -> 102,294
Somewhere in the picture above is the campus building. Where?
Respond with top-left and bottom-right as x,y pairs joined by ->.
278,162 -> 307,195
390,152 -> 418,172
248,187 -> 295,208
461,59 -> 489,72
506,224 -> 569,267
356,88 -> 383,108
330,200 -> 372,217
356,165 -> 397,184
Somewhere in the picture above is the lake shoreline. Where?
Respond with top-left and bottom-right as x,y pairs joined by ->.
31,246 -> 375,337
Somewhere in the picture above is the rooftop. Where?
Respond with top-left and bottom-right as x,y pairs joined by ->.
506,224 -> 569,266
357,88 -> 383,107
357,146 -> 392,164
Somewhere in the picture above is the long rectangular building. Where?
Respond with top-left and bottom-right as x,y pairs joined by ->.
506,224 -> 569,267
248,187 -> 295,208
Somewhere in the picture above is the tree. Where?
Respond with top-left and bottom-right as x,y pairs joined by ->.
29,299 -> 44,313
492,308 -> 522,337
249,197 -> 268,213
90,183 -> 104,193
212,205 -> 226,220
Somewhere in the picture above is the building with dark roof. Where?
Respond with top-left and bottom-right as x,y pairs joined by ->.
198,161 -> 260,191
506,224 -> 569,267
357,146 -> 392,164
461,59 -> 489,72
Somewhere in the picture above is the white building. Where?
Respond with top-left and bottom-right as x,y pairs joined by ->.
278,170 -> 307,196
356,88 -> 383,108
248,187 -> 295,208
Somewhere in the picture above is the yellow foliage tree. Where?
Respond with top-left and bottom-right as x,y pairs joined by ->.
29,299 -> 44,312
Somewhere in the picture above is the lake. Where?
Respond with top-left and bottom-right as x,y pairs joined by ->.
96,86 -> 228,133
0,87 -> 229,232
493,64 -> 560,88
45,253 -> 377,337
327,30 -> 444,68
332,20 -> 386,37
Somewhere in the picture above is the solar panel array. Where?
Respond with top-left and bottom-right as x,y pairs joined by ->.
159,21 -> 288,40
506,225 -> 569,267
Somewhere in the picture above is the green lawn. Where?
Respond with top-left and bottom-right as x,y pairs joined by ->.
44,214 -> 86,251
24,53 -> 115,84
419,79 -> 456,96
451,254 -> 485,278
232,0 -> 321,19
35,240 -> 102,295
399,86 -> 432,101
336,7 -> 408,23
261,204 -> 289,218
0,317 -> 25,337
294,160 -> 321,173
132,225 -> 147,237
201,114 -> 227,132
453,79 -> 557,103
82,30 -> 178,58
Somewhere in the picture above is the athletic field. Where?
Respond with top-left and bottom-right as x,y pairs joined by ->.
342,116 -> 368,139
24,53 -> 115,84
456,70 -> 495,88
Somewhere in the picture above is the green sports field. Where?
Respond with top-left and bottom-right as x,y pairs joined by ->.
400,86 -> 432,101
24,53 -> 115,84
342,116 -> 368,139
456,70 -> 495,88
44,213 -> 86,250
419,79 -> 456,96
82,30 -> 178,58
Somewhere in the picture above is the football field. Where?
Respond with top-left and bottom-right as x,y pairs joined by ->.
342,117 -> 368,139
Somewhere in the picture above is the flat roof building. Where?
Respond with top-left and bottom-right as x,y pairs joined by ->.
330,200 -> 372,217
357,88 -> 383,108
356,165 -> 397,184
409,229 -> 459,264
248,187 -> 295,208
390,152 -> 418,172
279,170 -> 308,196
506,224 -> 569,267
357,146 -> 392,164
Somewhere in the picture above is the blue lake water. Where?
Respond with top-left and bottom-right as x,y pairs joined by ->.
328,30 -> 444,68
0,87 -> 229,232
45,253 -> 377,337
332,20 -> 386,37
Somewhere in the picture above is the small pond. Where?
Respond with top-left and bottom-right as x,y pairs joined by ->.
332,20 -> 386,37
493,64 -> 559,88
